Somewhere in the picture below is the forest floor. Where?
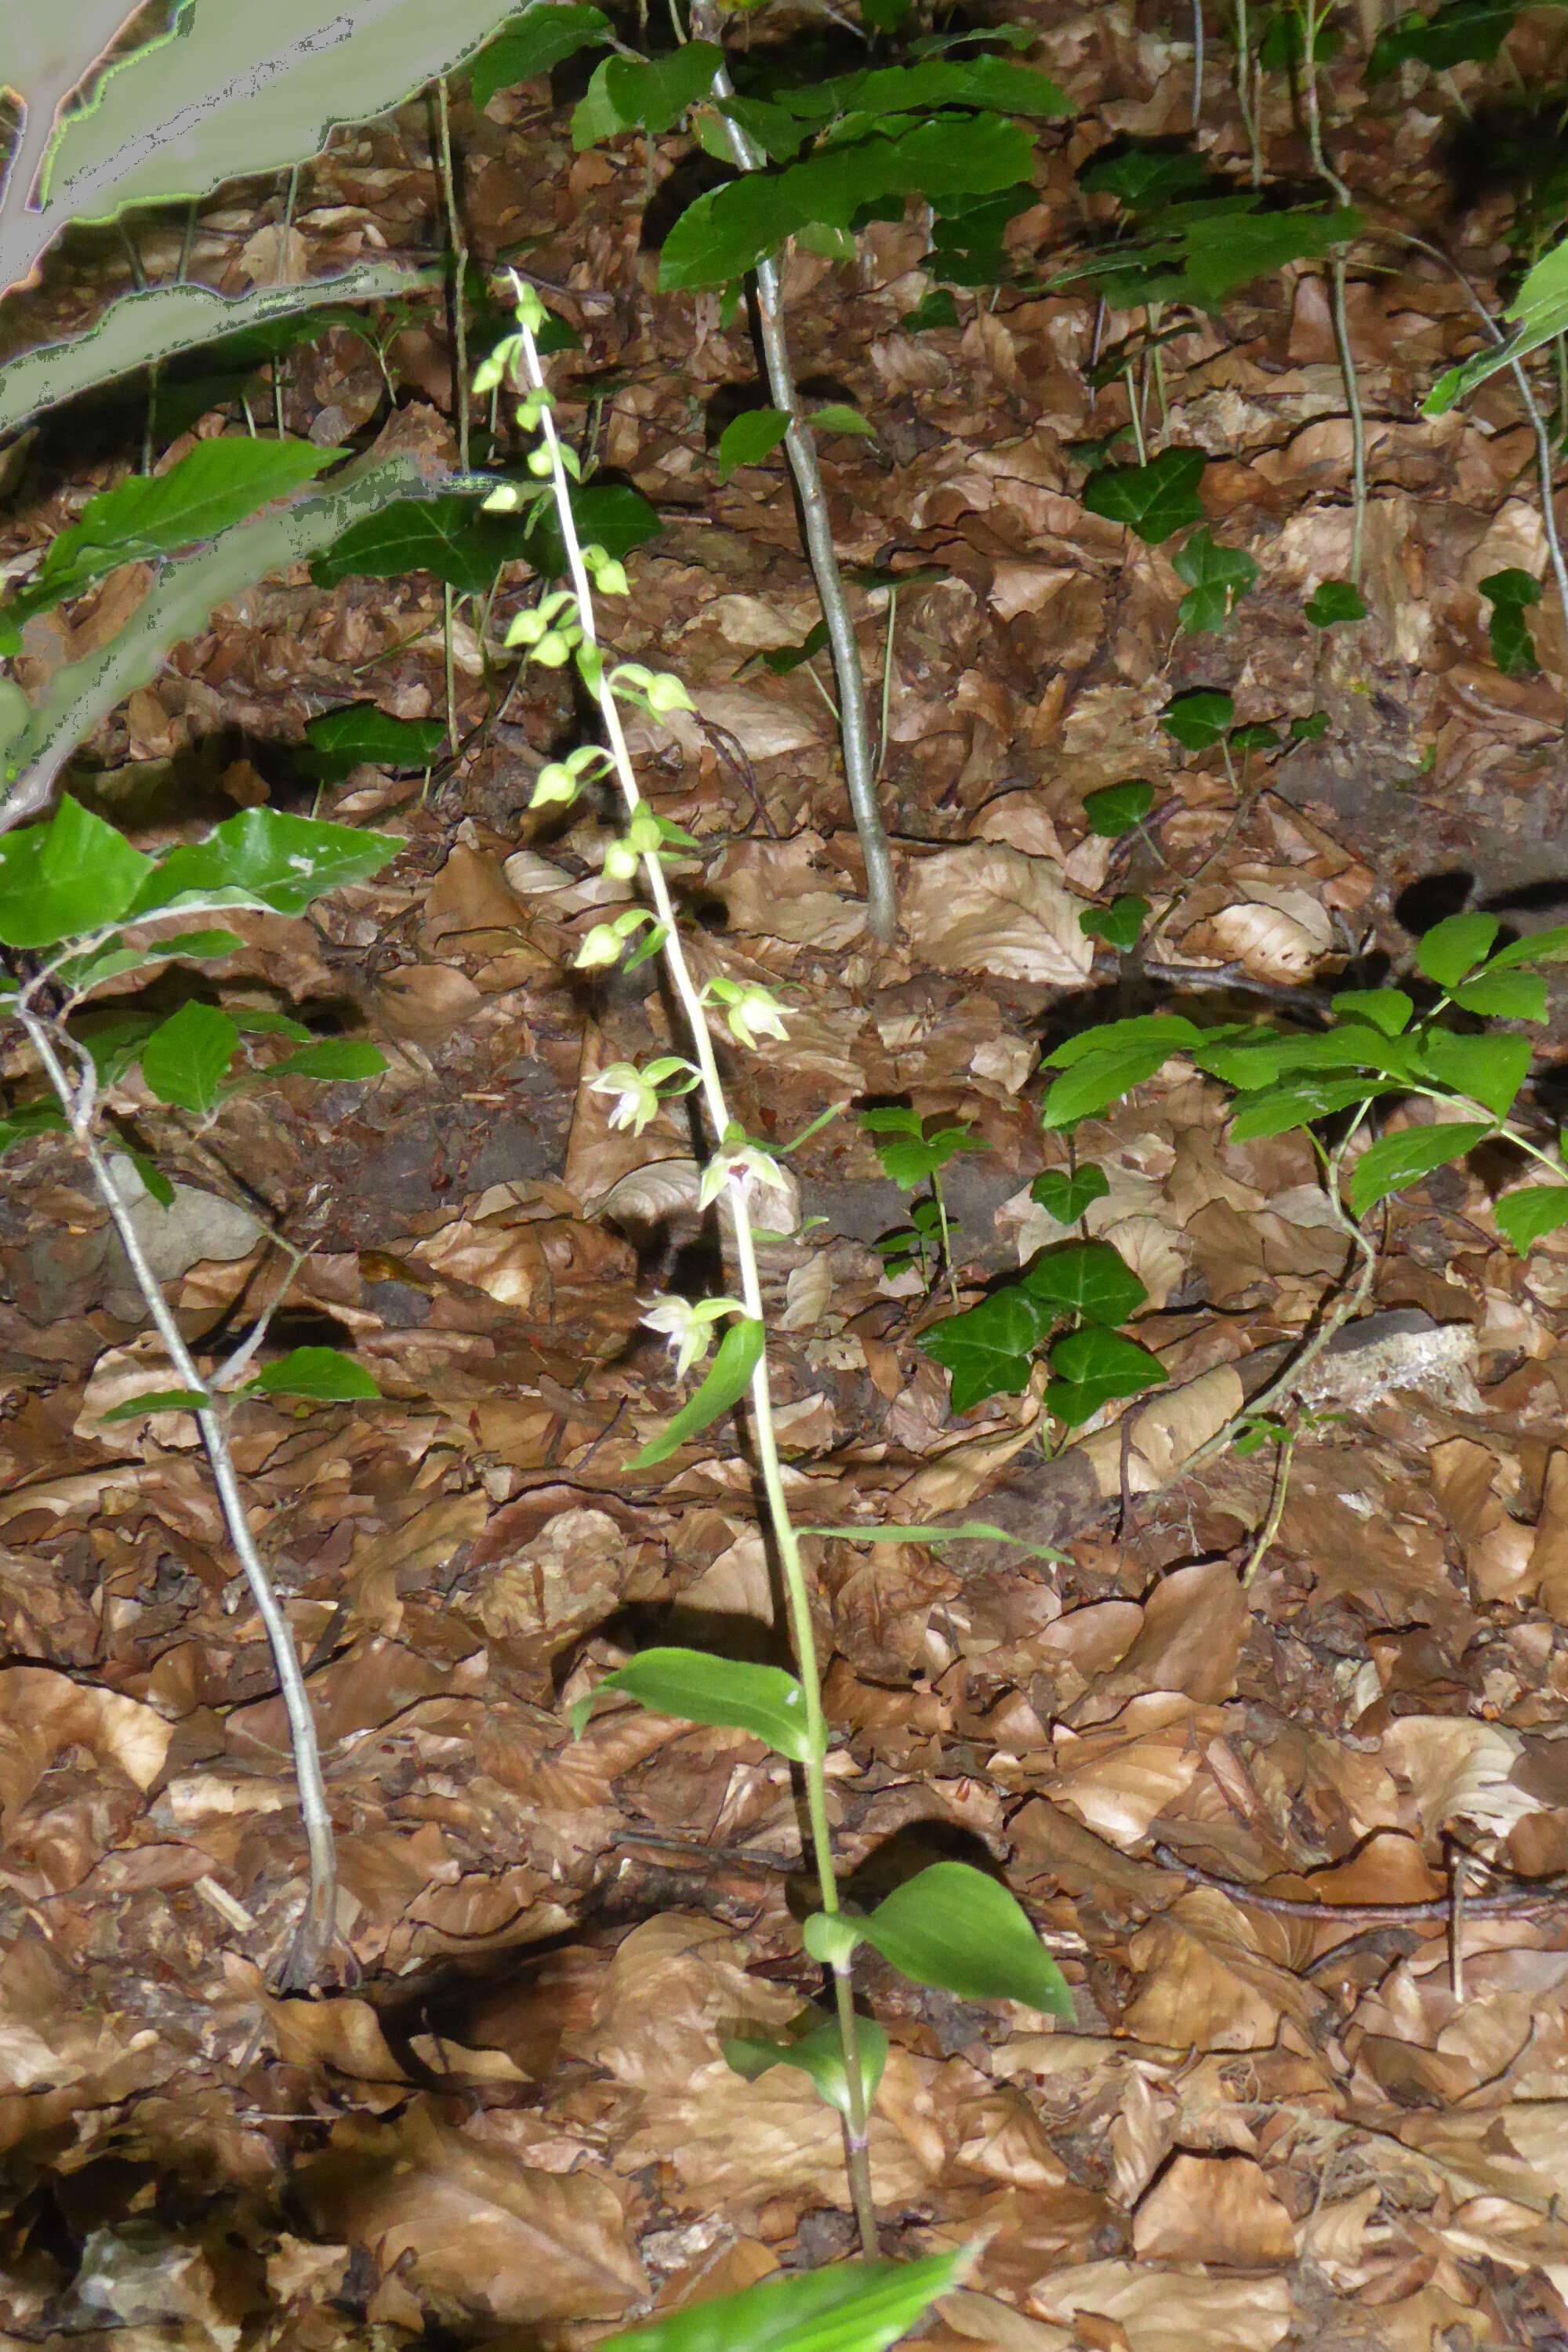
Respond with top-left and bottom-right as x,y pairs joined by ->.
3,2 -> 1568,2347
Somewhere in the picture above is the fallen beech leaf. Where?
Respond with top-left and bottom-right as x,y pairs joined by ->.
1131,2152 -> 1296,2267
902,843 -> 1093,985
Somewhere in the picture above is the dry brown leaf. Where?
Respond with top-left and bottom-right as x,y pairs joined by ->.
902,843 -> 1092,985
1131,2152 -> 1296,2267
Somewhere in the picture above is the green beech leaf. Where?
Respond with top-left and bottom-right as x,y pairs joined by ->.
1046,1327 -> 1167,1422
1022,1240 -> 1145,1326
1345,1121 -> 1494,1216
140,1003 -> 238,1115
851,1861 -> 1073,2020
99,1388 -> 212,1422
469,4 -> 611,108
1330,989 -> 1414,1037
1160,688 -> 1234,750
1415,910 -> 1500,989
13,438 -> 336,618
1227,1075 -> 1394,1142
1450,970 -> 1548,1021
1082,447 -> 1205,544
919,1287 -> 1047,1413
270,1039 -> 387,1082
1494,1185 -> 1568,1253
724,2013 -> 888,2120
1030,1165 -> 1110,1222
1305,579 -> 1367,627
1174,527 -> 1257,633
249,1346 -> 380,1400
811,403 -> 876,438
633,1316 -> 764,1466
1080,779 -> 1155,837
128,809 -> 399,922
1413,1026 -> 1532,1120
0,797 -> 153,948
717,408 -> 790,481
56,929 -> 246,993
569,1645 -> 811,1760
598,2249 -> 970,2352
301,705 -> 445,777
659,114 -> 1033,291
1080,893 -> 1149,951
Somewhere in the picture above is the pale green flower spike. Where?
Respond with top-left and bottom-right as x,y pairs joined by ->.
728,985 -> 790,1049
641,1292 -> 741,1380
484,482 -> 523,514
698,1140 -> 788,1213
575,922 -> 626,970
508,277 -> 549,335
603,836 -> 640,884
588,1062 -> 661,1137
530,764 -> 580,811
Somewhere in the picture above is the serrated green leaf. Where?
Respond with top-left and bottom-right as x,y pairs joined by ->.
633,1316 -> 764,1466
919,1286 -> 1047,1413
250,1346 -> 380,1401
270,1039 -> 387,1083
598,2248 -> 970,2352
1226,1074 -> 1394,1142
1046,1326 -> 1167,1421
775,55 -> 1069,122
569,1645 -> 811,1760
1416,910 -> 1500,989
717,408 -> 790,481
1367,0 -> 1523,82
469,5 -> 611,109
1413,1025 -> 1532,1119
1083,447 -> 1205,545
1022,1240 -> 1145,1326
1491,924 -> 1568,971
0,1099 -> 68,1156
1160,688 -> 1234,750
1425,236 -> 1568,414
15,438 -> 336,619
99,1388 -> 211,1422
1345,1120 -> 1494,1216
128,809 -> 399,922
811,402 -> 876,438
724,2014 -> 888,2121
1079,144 -> 1210,212
1174,526 -> 1258,633
1029,1164 -> 1110,1223
851,1861 -> 1073,2019
139,1002 -> 238,1115
1040,1030 -> 1196,1129
1080,893 -> 1149,951
1045,1013 -> 1207,1072
1330,989 -> 1414,1038
1450,970 -> 1548,1021
1305,579 -> 1367,628
0,797 -> 153,948
1081,779 -> 1155,837
1494,1184 -> 1568,1252
1199,1025 -> 1413,1090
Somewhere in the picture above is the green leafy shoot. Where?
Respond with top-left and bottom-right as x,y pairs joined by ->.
807,1860 -> 1073,2019
724,2013 -> 889,2121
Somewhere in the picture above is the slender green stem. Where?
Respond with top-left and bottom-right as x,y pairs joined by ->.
1301,5 -> 1364,583
443,582 -> 459,759
1241,1424 -> 1294,1586
932,1175 -> 960,1315
1124,363 -> 1148,465
436,78 -> 471,474
1236,0 -> 1262,185
519,322 -> 879,2256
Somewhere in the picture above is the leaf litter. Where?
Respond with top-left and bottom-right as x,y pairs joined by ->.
5,4 -> 1568,2350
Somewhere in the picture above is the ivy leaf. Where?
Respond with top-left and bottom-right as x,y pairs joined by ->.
309,494 -> 539,594
1345,1121 -> 1494,1216
1079,144 -> 1211,212
300,705 -> 445,778
1305,579 -> 1367,627
1022,1240 -> 1146,1326
1046,1326 -> 1167,1422
1160,688 -> 1234,750
1415,910 -> 1500,989
1480,568 -> 1541,677
1174,527 -> 1258,633
1291,710 -> 1330,741
900,287 -> 960,331
140,1002 -> 238,1115
570,1646 -> 811,1761
919,1286 -> 1048,1413
633,1316 -> 764,1466
522,481 -> 663,579
1080,893 -> 1149,950
1082,447 -> 1205,544
1081,779 -> 1154,836
823,1861 -> 1073,2018
0,797 -> 153,949
1029,1165 -> 1110,1223
249,1346 -> 380,1401
716,408 -> 789,481
724,2013 -> 889,2121
468,5 -> 611,109
860,1109 -> 980,1187
1494,1185 -> 1568,1253
598,2249 -> 970,2352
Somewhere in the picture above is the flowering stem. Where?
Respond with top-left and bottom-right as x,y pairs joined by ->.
514,321 -> 880,2257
